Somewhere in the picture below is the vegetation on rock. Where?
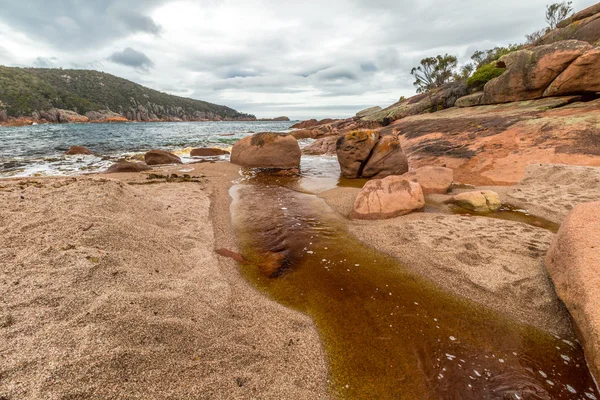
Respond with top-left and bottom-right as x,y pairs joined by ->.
467,63 -> 506,91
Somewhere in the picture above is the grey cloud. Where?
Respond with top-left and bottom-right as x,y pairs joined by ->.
108,48 -> 154,70
0,0 -> 169,49
32,57 -> 58,68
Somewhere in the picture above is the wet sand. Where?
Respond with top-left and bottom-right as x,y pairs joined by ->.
0,163 -> 329,399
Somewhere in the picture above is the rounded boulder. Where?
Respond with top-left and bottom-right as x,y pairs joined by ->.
402,166 -> 454,194
230,132 -> 301,169
351,176 -> 425,220
144,150 -> 182,165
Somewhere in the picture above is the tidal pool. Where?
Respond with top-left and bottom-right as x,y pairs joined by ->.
230,171 -> 599,399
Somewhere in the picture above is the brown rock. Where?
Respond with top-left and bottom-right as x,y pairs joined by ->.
291,129 -> 316,140
104,162 -> 152,173
144,150 -> 183,165
303,136 -> 338,155
230,132 -> 301,169
482,40 -> 592,104
356,106 -> 382,118
190,148 -> 230,157
558,3 -> 600,28
544,47 -> 600,96
361,135 -> 409,179
545,202 -> 600,382
335,130 -> 380,178
291,119 -> 318,129
402,166 -> 454,194
65,146 -> 94,156
351,176 -> 424,220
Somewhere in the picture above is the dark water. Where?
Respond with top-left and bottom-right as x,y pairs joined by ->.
0,121 -> 293,177
230,160 -> 599,400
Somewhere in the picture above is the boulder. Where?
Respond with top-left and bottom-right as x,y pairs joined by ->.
545,202 -> 600,382
351,176 -> 425,220
356,106 -> 382,118
361,135 -> 409,179
335,130 -> 380,178
543,4 -> 600,45
482,40 -> 592,104
291,129 -> 316,140
65,146 -> 94,156
230,132 -> 301,169
558,3 -> 600,28
40,108 -> 89,123
85,110 -> 128,123
543,47 -> 600,96
190,148 -> 230,157
303,136 -> 338,155
104,161 -> 152,173
455,92 -> 484,108
144,150 -> 182,165
402,166 -> 454,194
447,190 -> 502,213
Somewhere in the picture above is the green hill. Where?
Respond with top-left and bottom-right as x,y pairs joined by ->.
0,66 -> 255,121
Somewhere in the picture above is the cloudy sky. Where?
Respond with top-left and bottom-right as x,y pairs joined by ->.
0,0 -> 596,119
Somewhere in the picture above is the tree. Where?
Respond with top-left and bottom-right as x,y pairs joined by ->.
410,54 -> 458,93
525,29 -> 547,45
546,1 -> 573,29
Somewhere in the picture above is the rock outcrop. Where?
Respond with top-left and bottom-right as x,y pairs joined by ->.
447,191 -> 502,213
545,202 -> 600,382
65,146 -> 94,156
230,132 -> 301,169
190,148 -> 230,157
402,166 -> 454,194
104,161 -> 152,173
363,82 -> 468,124
39,109 -> 89,123
541,3 -> 600,45
144,150 -> 183,165
303,136 -> 338,156
543,47 -> 600,97
351,176 -> 424,219
481,40 -> 592,104
355,106 -> 382,118
85,110 -> 128,123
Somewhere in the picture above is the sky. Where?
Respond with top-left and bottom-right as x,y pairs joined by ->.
0,0 -> 596,120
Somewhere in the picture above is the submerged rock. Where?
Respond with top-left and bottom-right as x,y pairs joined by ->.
448,190 -> 502,213
104,161 -> 152,173
190,148 -> 230,157
402,166 -> 454,194
144,150 -> 182,165
230,132 -> 301,169
351,176 -> 424,220
65,146 -> 94,156
546,201 -> 600,382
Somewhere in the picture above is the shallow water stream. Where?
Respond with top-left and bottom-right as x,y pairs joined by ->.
230,158 -> 598,399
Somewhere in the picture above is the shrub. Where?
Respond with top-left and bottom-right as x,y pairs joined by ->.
467,64 -> 506,91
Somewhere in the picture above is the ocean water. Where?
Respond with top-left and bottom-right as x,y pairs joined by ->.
0,121 -> 294,178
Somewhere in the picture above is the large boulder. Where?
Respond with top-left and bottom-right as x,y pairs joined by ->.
351,176 -> 424,220
39,108 -> 89,123
230,132 -> 301,169
105,161 -> 152,173
361,135 -> 409,179
545,202 -> 600,382
336,130 -> 380,178
455,92 -> 484,108
447,190 -> 502,213
190,148 -> 230,157
543,4 -> 600,45
481,40 -> 592,104
402,166 -> 454,194
65,146 -> 94,156
543,47 -> 600,96
291,119 -> 318,129
144,150 -> 182,165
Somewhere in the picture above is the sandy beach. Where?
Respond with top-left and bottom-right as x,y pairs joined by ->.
0,162 -> 329,399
